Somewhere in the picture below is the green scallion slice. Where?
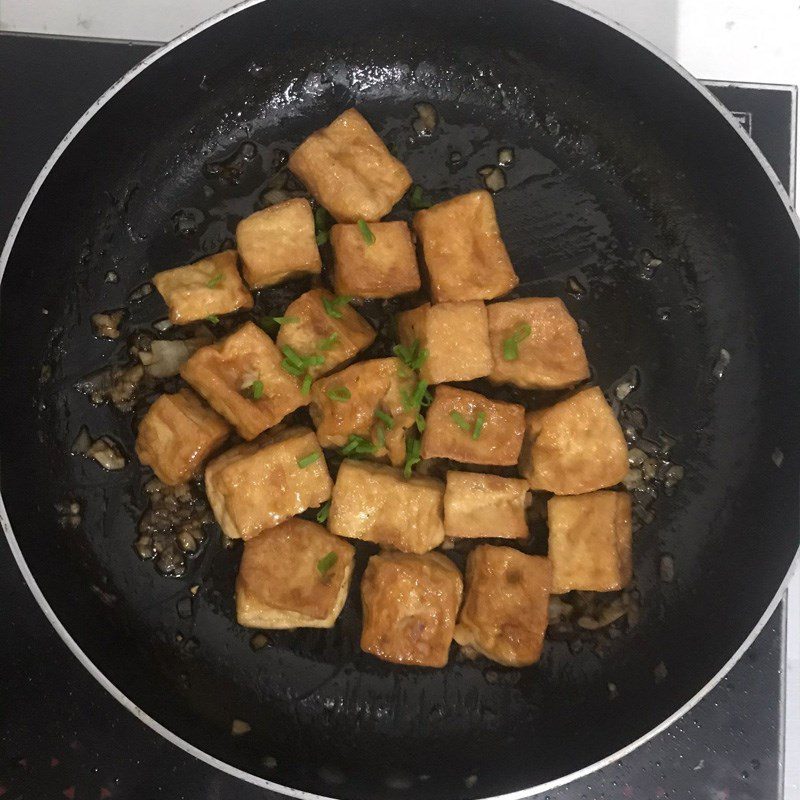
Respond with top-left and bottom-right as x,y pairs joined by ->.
297,451 -> 320,469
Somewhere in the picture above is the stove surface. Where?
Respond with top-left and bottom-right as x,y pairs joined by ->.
0,33 -> 794,800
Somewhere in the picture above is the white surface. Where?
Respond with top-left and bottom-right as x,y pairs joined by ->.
1,0 -> 799,795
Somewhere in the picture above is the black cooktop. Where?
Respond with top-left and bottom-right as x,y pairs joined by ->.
0,33 -> 794,800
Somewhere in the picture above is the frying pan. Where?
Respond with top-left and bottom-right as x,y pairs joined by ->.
1,0 -> 798,797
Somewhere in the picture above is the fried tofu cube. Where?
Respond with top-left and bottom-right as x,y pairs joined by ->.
547,491 -> 632,593
275,289 -> 376,379
444,471 -> 530,540
235,518 -> 355,629
519,387 -> 628,495
396,301 -> 492,384
413,190 -> 518,303
361,552 -> 463,667
152,250 -> 253,325
420,385 -> 525,466
454,546 -> 551,667
181,321 -> 306,440
487,297 -> 590,389
135,389 -> 230,485
288,108 -> 412,223
331,221 -> 420,298
205,426 -> 332,540
328,460 -> 445,553
309,358 -> 416,467
235,198 -> 321,289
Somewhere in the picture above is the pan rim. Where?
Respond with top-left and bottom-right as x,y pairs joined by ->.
1,0 -> 798,797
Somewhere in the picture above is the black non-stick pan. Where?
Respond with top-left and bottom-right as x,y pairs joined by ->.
1,0 -> 798,797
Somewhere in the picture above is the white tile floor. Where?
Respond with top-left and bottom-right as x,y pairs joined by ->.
2,0 -> 798,794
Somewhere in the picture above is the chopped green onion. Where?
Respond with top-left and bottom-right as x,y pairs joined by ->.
206,273 -> 223,288
297,451 -> 320,469
450,410 -> 470,430
322,294 -> 352,319
318,332 -> 339,351
301,373 -> 313,396
408,184 -> 432,210
317,551 -> 338,574
272,316 -> 299,325
420,386 -> 433,407
305,354 -> 325,367
502,323 -> 532,361
258,316 -> 279,334
341,434 -> 376,457
314,207 -> 331,246
392,339 -> 429,371
205,314 -> 220,324
357,219 -> 376,245
374,422 -> 385,449
416,413 -> 426,433
249,380 -> 264,400
472,411 -> 486,440
316,501 -> 331,524
403,436 -> 422,478
281,344 -> 305,369
410,380 -> 429,409
280,358 -> 304,377
375,409 -> 394,429
326,386 -> 351,402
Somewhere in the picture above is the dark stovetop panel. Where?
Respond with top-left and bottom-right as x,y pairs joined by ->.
0,33 -> 792,800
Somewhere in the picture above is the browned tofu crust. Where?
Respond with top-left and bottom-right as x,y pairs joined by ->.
181,321 -> 307,440
288,108 -> 412,223
360,552 -> 463,667
443,471 -> 530,539
487,297 -> 590,389
236,518 -> 355,628
396,301 -> 492,384
309,358 -> 416,467
236,198 -> 322,289
518,386 -> 628,495
152,250 -> 253,325
331,221 -> 420,298
328,460 -> 445,553
135,388 -> 230,485
547,491 -> 632,593
275,289 -> 376,379
455,546 -> 551,667
420,384 -> 525,466
413,190 -> 518,302
204,426 -> 332,541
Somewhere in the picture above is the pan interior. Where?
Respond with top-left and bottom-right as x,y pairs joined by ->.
0,1 -> 797,797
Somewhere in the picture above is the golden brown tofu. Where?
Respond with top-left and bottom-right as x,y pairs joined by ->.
396,301 -> 492,384
235,518 -> 355,629
413,190 -> 518,303
487,297 -> 589,389
288,108 -> 412,223
518,386 -> 628,495
152,250 -> 253,325
454,546 -> 551,667
443,471 -> 530,540
275,289 -> 376,379
328,460 -> 445,553
180,321 -> 306,440
420,385 -> 525,466
236,198 -> 321,289
331,221 -> 420,298
361,552 -> 463,667
547,491 -> 632,593
309,358 -> 416,467
135,388 -> 230,485
205,426 -> 332,541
